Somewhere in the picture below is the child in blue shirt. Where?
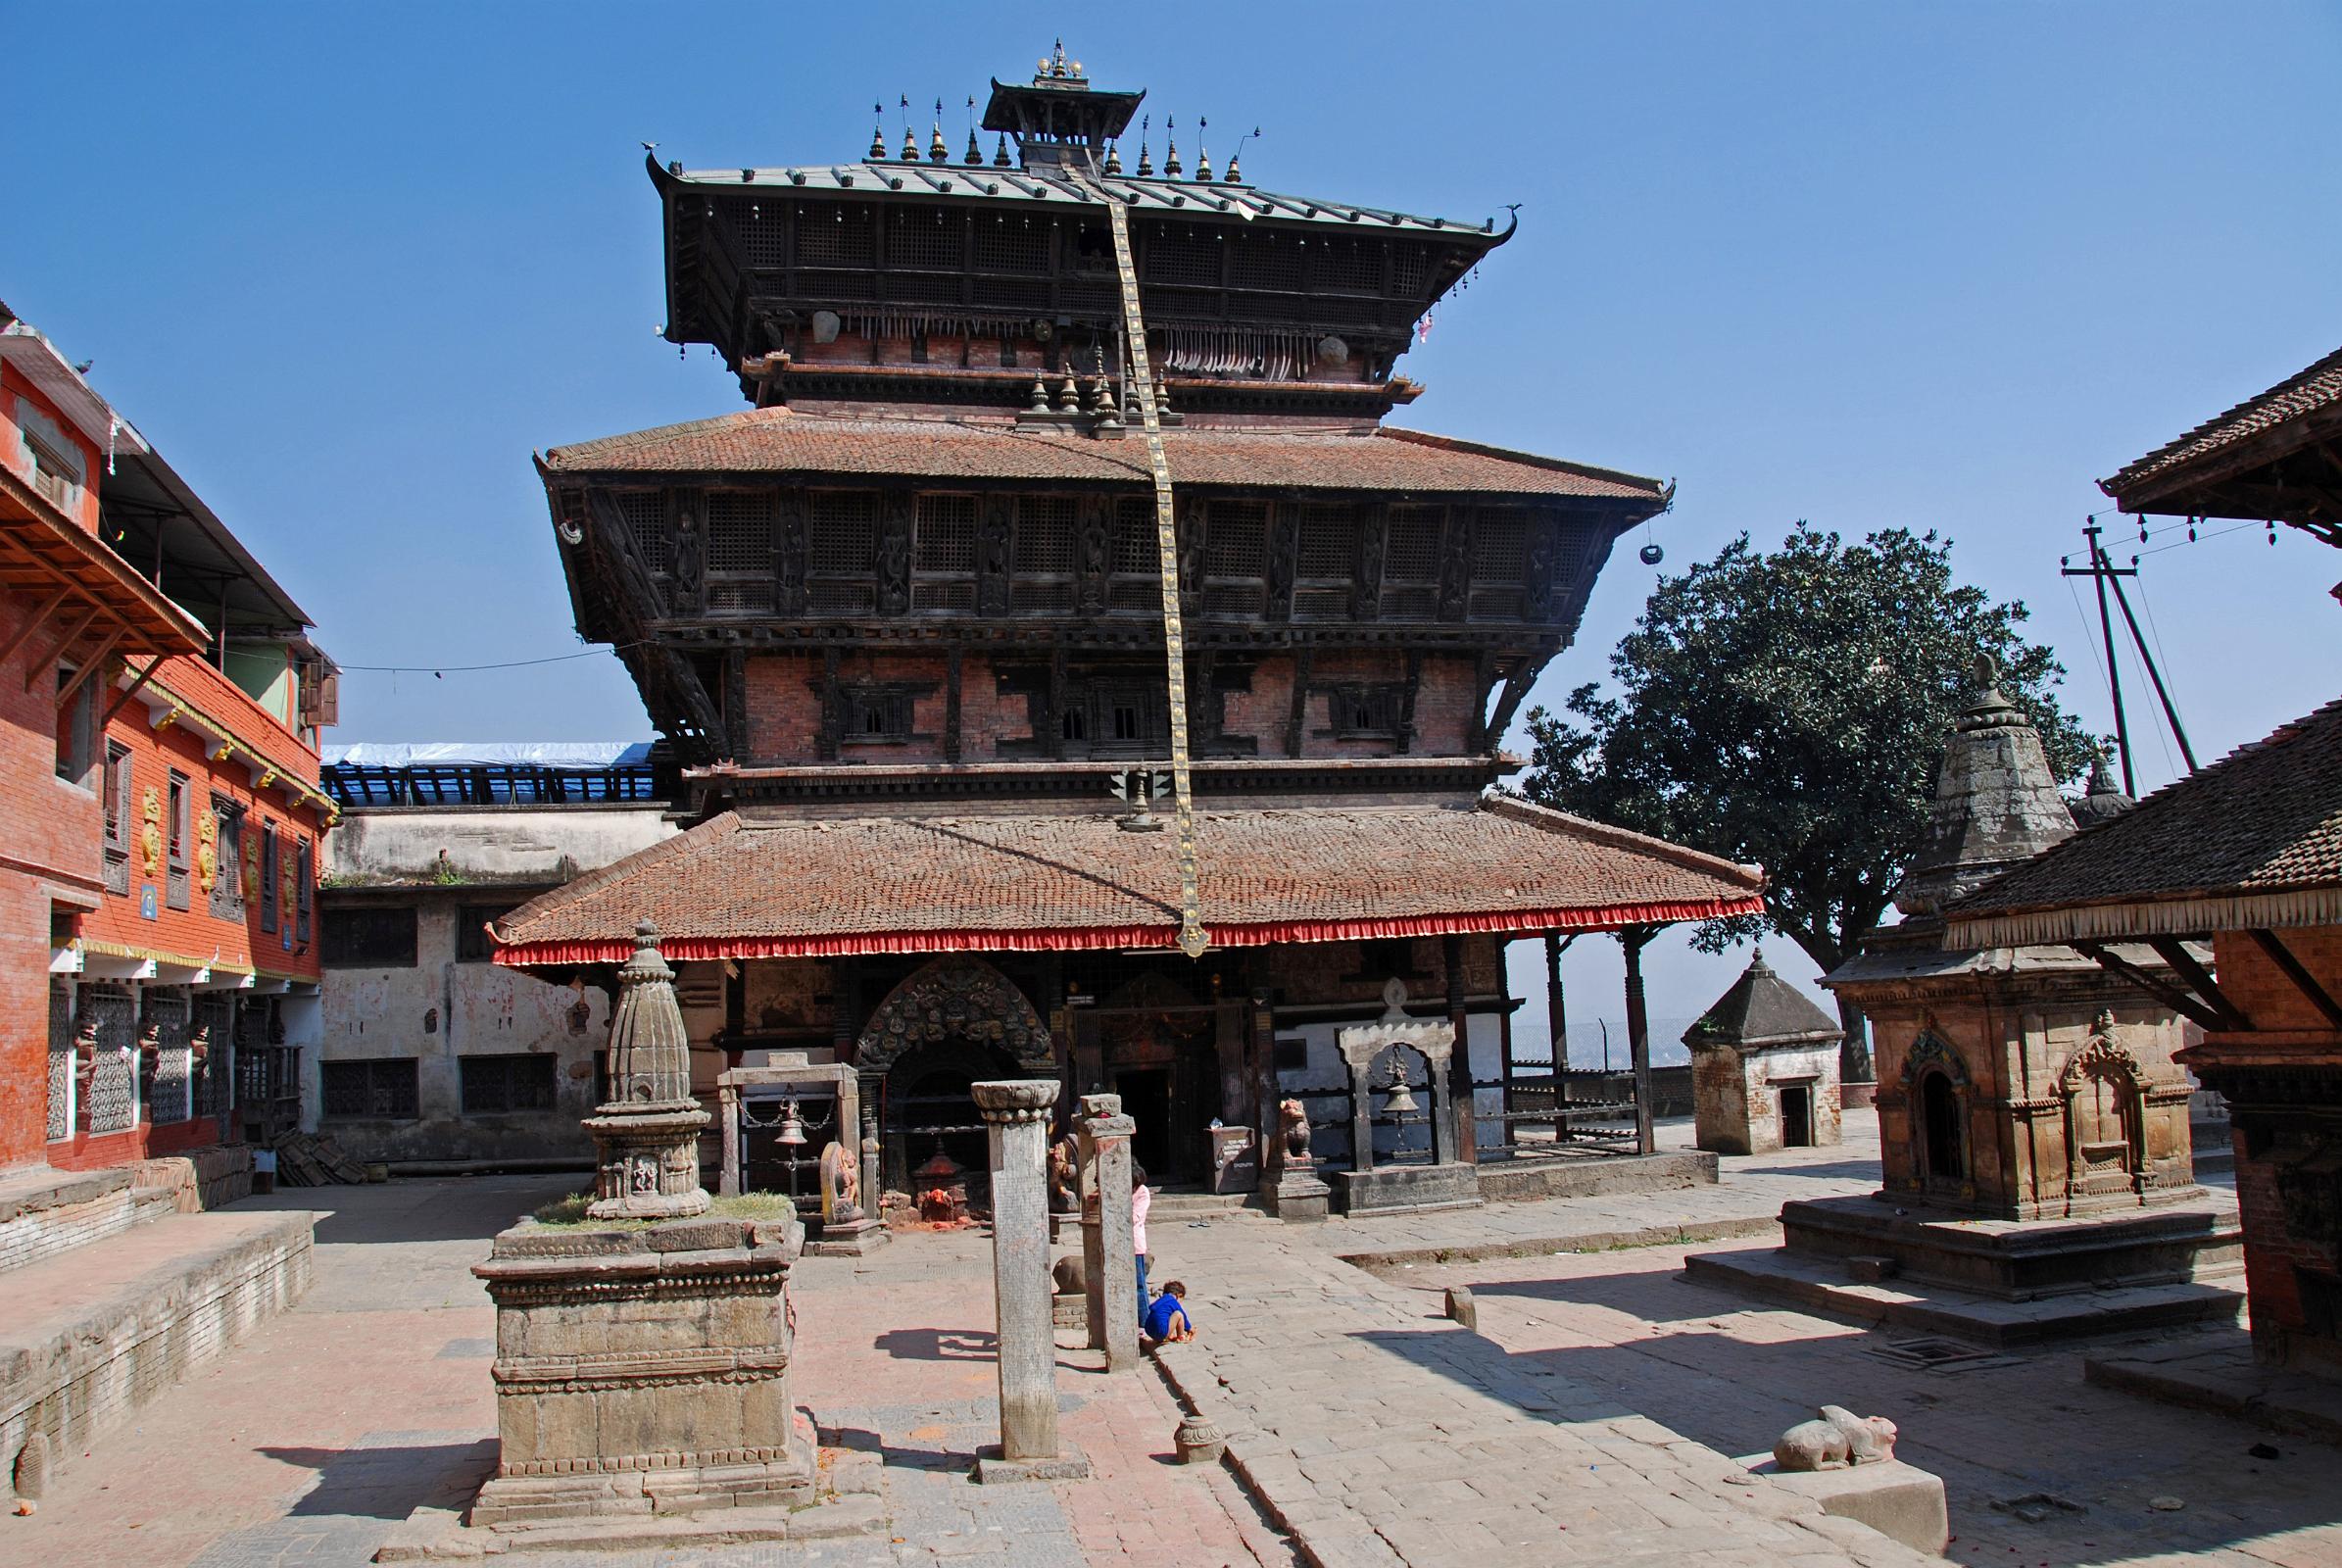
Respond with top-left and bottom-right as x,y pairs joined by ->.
1144,1280 -> 1195,1343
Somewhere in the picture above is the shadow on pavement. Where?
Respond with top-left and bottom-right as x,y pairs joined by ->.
261,1438 -> 497,1520
245,1174 -> 580,1247
875,1327 -> 999,1361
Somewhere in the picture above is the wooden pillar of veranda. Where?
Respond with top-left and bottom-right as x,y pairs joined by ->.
1621,925 -> 1657,1155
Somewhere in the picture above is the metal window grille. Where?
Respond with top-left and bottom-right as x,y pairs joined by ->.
322,1058 -> 420,1120
144,989 -> 193,1125
886,207 -> 962,270
46,984 -> 73,1142
1314,239 -> 1383,294
260,824 -> 279,934
719,197 -> 788,268
795,205 -> 874,267
460,1054 -> 559,1115
617,491 -> 673,577
83,986 -> 137,1135
971,215 -> 1049,273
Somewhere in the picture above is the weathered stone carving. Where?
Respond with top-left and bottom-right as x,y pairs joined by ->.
1280,1097 -> 1312,1162
1773,1406 -> 1898,1471
973,1079 -> 1089,1482
854,956 -> 1054,1077
584,921 -> 709,1220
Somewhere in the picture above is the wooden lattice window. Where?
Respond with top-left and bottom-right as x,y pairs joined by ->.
1228,234 -> 1304,292
720,197 -> 788,269
1391,243 -> 1432,295
972,214 -> 1049,273
1470,507 -> 1530,621
1381,506 -> 1444,621
1293,504 -> 1360,621
705,490 -> 776,614
1063,678 -> 1168,759
1330,684 -> 1404,740
842,687 -> 916,744
1201,500 -> 1268,617
322,1058 -> 419,1120
208,799 -> 244,921
1143,230 -> 1221,287
795,204 -> 874,267
102,742 -> 132,896
887,207 -> 962,270
259,822 -> 279,934
1108,497 -> 1159,613
616,491 -> 672,577
1014,497 -> 1076,613
1314,239 -> 1383,294
912,494 -> 977,612
805,491 -> 878,613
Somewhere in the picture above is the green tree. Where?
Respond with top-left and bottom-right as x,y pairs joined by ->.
1522,525 -> 2099,1079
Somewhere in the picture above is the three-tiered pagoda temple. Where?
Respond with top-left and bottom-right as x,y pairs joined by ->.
493,49 -> 1764,1206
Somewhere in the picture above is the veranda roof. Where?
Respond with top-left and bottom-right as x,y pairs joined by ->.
489,796 -> 1764,965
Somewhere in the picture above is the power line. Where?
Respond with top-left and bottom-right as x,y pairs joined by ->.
338,642 -> 641,676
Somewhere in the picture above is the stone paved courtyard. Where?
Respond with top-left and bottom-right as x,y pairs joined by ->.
6,1115 -> 2337,1568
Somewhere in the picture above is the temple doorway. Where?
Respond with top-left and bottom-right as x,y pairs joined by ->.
1922,1070 -> 1965,1182
878,1038 -> 1018,1200
1118,1068 -> 1174,1177
1070,972 -> 1255,1189
1780,1083 -> 1814,1149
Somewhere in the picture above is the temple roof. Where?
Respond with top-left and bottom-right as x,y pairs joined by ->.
1944,694 -> 2342,948
488,796 -> 1764,965
1682,950 -> 1841,1053
2101,343 -> 2342,524
1890,657 -> 2075,918
539,412 -> 1665,502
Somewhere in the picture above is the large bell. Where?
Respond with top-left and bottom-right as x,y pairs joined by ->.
776,1098 -> 808,1147
1381,1057 -> 1420,1117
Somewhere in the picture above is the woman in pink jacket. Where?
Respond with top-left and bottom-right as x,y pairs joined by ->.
1131,1162 -> 1152,1327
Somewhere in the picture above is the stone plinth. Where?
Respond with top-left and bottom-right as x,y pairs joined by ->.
972,1079 -> 1089,1483
1779,1191 -> 2242,1298
1743,1457 -> 1950,1556
1333,1162 -> 1483,1216
468,1212 -> 816,1527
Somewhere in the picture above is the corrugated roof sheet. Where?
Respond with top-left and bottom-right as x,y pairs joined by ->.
490,797 -> 1763,963
539,412 -> 1663,500
2102,344 -> 2342,504
665,162 -> 1498,237
1944,694 -> 2342,936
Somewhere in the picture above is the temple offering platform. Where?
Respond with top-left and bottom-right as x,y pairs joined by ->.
1687,1190 -> 2245,1346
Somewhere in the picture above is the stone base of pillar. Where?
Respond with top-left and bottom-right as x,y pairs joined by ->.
464,1212 -> 829,1532
971,1444 -> 1092,1485
804,1215 -> 891,1257
1049,1211 -> 1077,1245
1262,1167 -> 1333,1223
1331,1162 -> 1483,1216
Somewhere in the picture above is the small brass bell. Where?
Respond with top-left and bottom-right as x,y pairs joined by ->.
1381,1057 -> 1419,1117
776,1098 -> 808,1147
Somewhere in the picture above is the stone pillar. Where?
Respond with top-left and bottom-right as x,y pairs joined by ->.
585,921 -> 710,1219
972,1079 -> 1088,1482
858,1102 -> 881,1219
1077,1093 -> 1138,1371
719,1080 -> 743,1198
1346,1055 -> 1377,1173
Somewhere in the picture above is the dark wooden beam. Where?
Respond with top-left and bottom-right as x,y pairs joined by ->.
24,605 -> 102,691
56,631 -> 126,709
945,645 -> 963,762
1396,649 -> 1422,757
2146,936 -> 2248,1029
102,656 -> 165,726
1286,646 -> 1313,757
0,584 -> 73,667
2073,943 -> 2227,1034
1486,659 -> 1537,751
2247,928 -> 2342,1029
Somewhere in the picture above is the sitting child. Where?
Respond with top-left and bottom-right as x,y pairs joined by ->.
1143,1280 -> 1196,1344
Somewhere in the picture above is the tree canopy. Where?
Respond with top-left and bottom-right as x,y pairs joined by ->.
1522,525 -> 2099,1072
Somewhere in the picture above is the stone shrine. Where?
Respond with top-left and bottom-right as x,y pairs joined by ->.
1684,951 -> 1843,1155
1688,661 -> 2242,1341
1328,980 -> 1482,1215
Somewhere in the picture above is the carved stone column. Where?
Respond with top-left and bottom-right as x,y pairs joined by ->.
1077,1092 -> 1138,1371
972,1079 -> 1089,1482
585,921 -> 710,1220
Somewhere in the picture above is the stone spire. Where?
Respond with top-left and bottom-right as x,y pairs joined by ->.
1683,949 -> 1843,1054
2067,752 -> 2137,830
1893,656 -> 2076,918
584,920 -> 710,1219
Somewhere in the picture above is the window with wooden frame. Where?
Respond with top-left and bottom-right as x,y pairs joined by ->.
208,798 -> 244,921
1293,503 -> 1362,621
53,664 -> 97,784
456,903 -> 514,964
1062,677 -> 1168,760
258,823 -> 279,934
295,840 -> 314,943
460,1053 -> 559,1115
1468,507 -> 1530,621
841,686 -> 915,745
1328,683 -> 1405,741
805,490 -> 878,613
703,490 -> 777,614
1106,497 -> 1158,613
615,490 -> 672,580
20,405 -> 85,513
1200,500 -> 1269,618
1380,505 -> 1444,621
1012,496 -> 1076,614
166,771 -> 191,910
321,905 -> 418,968
911,493 -> 977,612
320,1057 -> 419,1120
102,742 -> 133,895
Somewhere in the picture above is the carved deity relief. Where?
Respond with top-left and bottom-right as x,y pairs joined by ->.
1175,500 -> 1205,614
1076,500 -> 1111,613
1437,514 -> 1473,621
776,495 -> 808,614
977,500 -> 1014,614
1265,506 -> 1297,619
1352,508 -> 1386,619
1526,517 -> 1559,616
877,495 -> 912,614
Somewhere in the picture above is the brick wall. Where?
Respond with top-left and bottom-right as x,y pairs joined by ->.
2213,926 -> 2342,1036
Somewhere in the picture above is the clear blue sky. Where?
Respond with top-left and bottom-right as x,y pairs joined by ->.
13,2 -> 2340,1045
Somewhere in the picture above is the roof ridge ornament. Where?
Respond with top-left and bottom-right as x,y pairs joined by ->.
869,104 -> 887,162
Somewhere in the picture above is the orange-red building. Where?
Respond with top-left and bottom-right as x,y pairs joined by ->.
1,306 -> 334,1174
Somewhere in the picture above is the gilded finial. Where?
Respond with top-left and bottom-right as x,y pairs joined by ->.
1136,116 -> 1153,176
869,103 -> 887,162
902,125 -> 919,162
964,127 -> 982,166
1103,139 -> 1122,175
994,131 -> 1011,168
1165,115 -> 1182,178
929,122 -> 948,163
1195,117 -> 1210,181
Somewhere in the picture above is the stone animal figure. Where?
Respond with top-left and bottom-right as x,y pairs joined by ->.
1280,1098 -> 1312,1162
1772,1405 -> 1898,1471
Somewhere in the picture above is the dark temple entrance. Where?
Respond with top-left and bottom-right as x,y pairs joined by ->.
1781,1083 -> 1814,1149
1070,973 -> 1257,1189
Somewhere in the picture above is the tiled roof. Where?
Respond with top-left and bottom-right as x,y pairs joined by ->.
490,797 -> 1763,964
1682,952 -> 1840,1051
538,412 -> 1664,501
1944,695 -> 2342,946
2102,344 -> 2342,505
660,161 -> 1500,238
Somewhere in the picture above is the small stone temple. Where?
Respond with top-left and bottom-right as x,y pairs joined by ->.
1683,951 -> 1842,1155
1687,661 -> 2241,1339
488,46 -> 1767,1218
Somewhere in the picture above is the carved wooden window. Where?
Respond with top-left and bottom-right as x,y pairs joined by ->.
705,490 -> 776,614
1391,243 -> 1432,296
720,197 -> 787,269
805,490 -> 878,613
259,822 -> 279,934
1013,497 -> 1076,613
1107,497 -> 1159,612
295,840 -> 313,943
616,491 -> 672,578
206,798 -> 241,920
795,204 -> 874,267
913,494 -> 977,612
842,687 -> 916,744
972,214 -> 1050,274
888,207 -> 963,270
1381,506 -> 1443,621
321,1057 -> 418,1120
102,741 -> 132,896
1201,500 -> 1267,617
1064,679 -> 1168,759
1293,504 -> 1361,621
1314,239 -> 1384,295
1470,507 -> 1529,621
1329,684 -> 1404,740
166,771 -> 191,911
